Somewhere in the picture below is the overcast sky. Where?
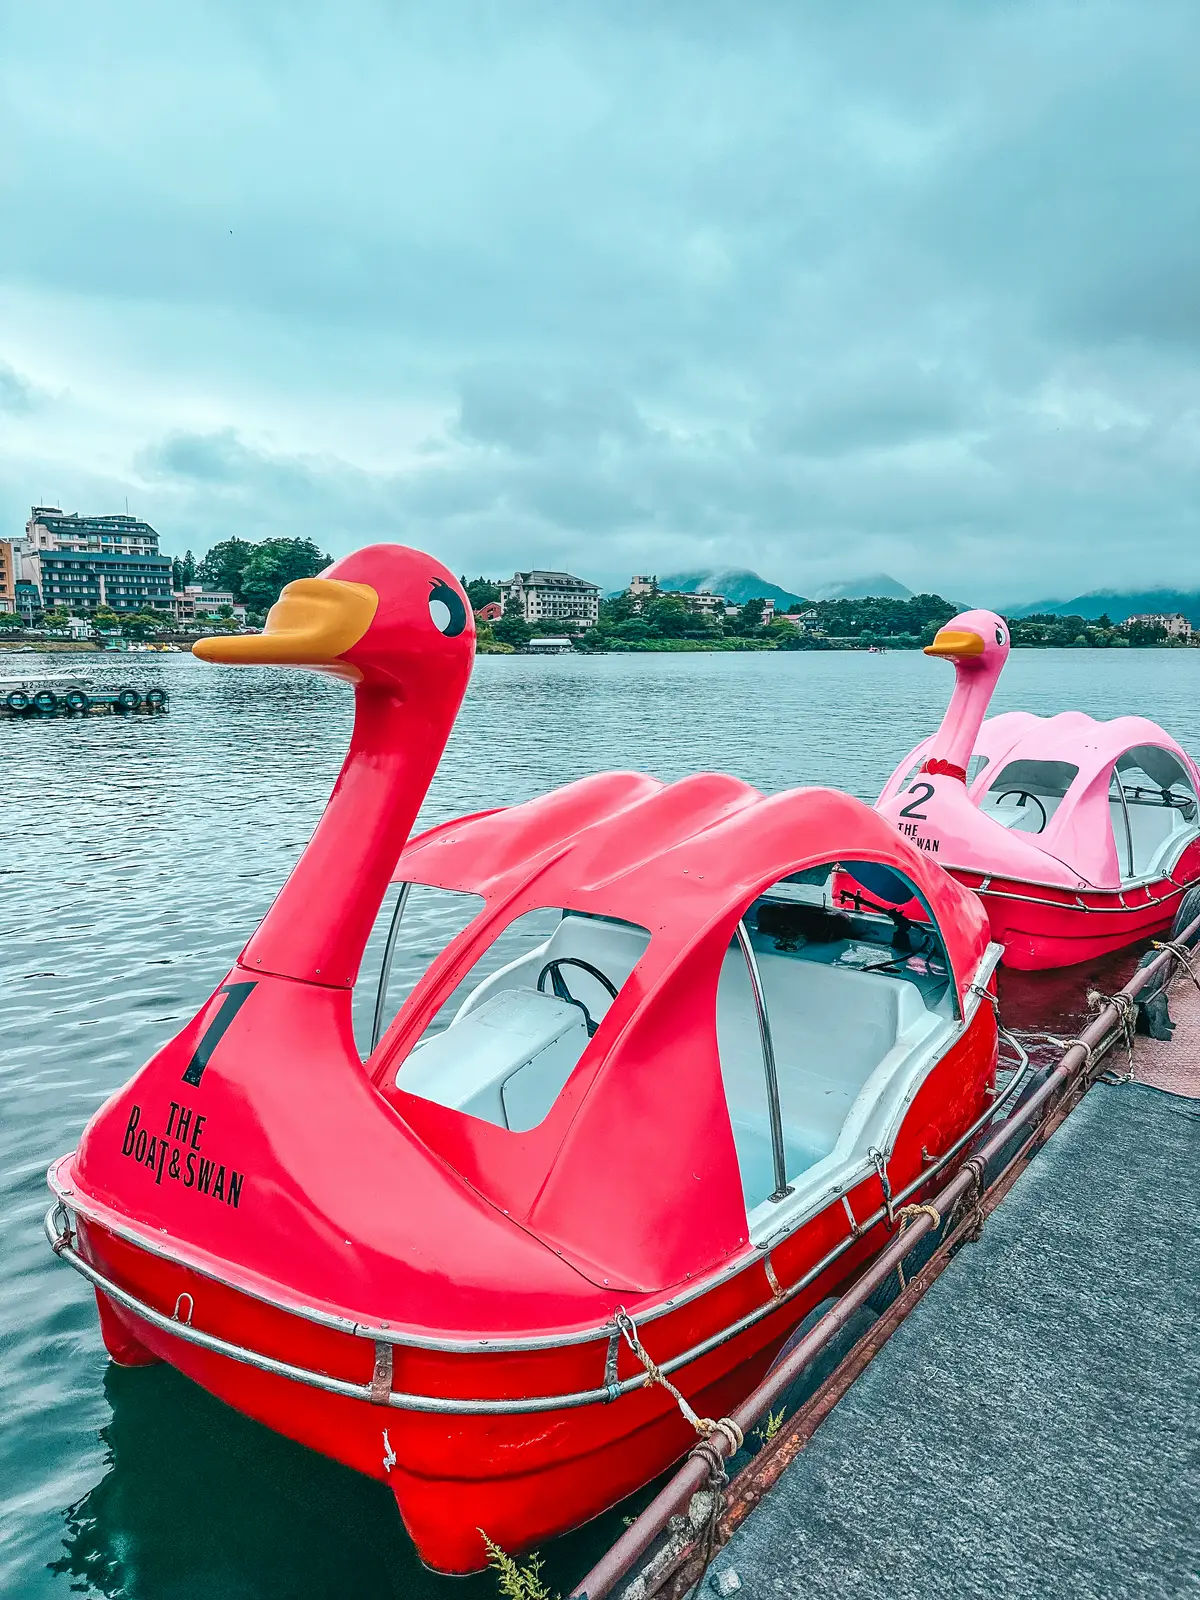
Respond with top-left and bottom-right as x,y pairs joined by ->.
2,1 -> 1199,603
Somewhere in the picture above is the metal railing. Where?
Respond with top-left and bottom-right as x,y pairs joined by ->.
733,921 -> 791,1204
44,1026 -> 1031,1420
370,881 -> 412,1051
567,918 -> 1199,1600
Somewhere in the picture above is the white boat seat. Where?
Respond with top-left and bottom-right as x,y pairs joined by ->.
717,947 -> 941,1210
399,987 -> 589,1132
396,907 -> 946,1209
1113,794 -> 1193,880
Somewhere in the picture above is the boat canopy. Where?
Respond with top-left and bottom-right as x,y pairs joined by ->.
387,772 -> 989,1011
882,712 -> 1200,889
370,773 -> 992,1289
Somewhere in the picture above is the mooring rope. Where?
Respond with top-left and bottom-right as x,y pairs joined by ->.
893,1203 -> 942,1294
613,1307 -> 744,1576
1152,938 -> 1200,992
613,1309 -> 744,1451
960,1154 -> 988,1243
1087,989 -> 1138,1082
688,1434 -> 732,1568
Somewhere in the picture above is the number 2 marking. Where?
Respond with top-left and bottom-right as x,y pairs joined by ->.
899,781 -> 935,820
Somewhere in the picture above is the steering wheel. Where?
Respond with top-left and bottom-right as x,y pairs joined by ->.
995,790 -> 1048,833
536,958 -> 618,1038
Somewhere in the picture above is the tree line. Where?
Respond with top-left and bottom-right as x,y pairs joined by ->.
459,579 -> 1192,653
180,537 -> 332,610
3,556 -> 1186,649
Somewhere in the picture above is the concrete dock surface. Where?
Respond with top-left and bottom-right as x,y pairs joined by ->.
704,1011 -> 1200,1600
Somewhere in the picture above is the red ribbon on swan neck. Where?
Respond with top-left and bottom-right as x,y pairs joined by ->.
921,757 -> 968,782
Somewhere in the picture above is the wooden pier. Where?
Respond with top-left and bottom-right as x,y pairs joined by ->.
573,938 -> 1200,1600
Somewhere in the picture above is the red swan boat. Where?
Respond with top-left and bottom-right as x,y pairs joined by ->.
47,545 -> 1010,1572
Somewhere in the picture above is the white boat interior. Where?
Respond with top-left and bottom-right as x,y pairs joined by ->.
976,758 -> 1078,835
394,863 -> 975,1230
1110,746 -> 1199,881
974,747 -> 1199,883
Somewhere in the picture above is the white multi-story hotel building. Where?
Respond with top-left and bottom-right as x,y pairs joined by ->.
24,507 -> 161,557
504,570 -> 600,629
16,507 -> 172,615
1125,612 -> 1193,639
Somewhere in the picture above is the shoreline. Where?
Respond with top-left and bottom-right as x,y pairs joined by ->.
3,637 -> 1193,659
487,640 -> 1199,656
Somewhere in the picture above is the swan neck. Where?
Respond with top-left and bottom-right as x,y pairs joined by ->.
929,661 -> 995,776
240,683 -> 447,987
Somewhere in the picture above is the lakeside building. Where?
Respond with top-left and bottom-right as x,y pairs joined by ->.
14,580 -> 39,621
28,550 -> 173,615
474,601 -> 503,622
628,577 -> 731,616
0,540 -> 15,613
15,506 -> 171,615
1125,612 -> 1193,639
684,589 -> 728,615
524,636 -> 575,654
503,570 -> 600,629
171,585 -> 247,624
24,507 -> 161,558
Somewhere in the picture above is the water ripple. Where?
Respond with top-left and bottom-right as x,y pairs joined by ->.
2,647 -> 1196,1598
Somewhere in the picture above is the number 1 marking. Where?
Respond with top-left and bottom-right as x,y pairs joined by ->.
182,982 -> 257,1087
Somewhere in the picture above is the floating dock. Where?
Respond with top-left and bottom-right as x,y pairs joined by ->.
0,675 -> 168,717
574,938 -> 1200,1600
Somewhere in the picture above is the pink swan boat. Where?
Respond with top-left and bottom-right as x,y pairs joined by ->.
875,609 -> 1200,969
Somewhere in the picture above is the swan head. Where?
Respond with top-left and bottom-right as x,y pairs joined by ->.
193,544 -> 475,692
924,608 -> 1010,672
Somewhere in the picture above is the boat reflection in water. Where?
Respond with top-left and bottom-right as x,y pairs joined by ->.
51,1365 -> 411,1599
51,1298 -> 888,1600
50,1363 -> 659,1600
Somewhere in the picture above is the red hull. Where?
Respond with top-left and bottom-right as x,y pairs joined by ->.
77,1216 -> 876,1569
950,868 -> 1192,970
53,1006 -> 992,1574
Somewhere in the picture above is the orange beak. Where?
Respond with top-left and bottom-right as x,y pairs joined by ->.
924,627 -> 985,660
193,578 -> 378,668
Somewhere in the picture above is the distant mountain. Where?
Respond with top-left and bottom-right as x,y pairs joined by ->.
812,573 -> 913,602
1006,588 -> 1200,626
658,568 -> 808,610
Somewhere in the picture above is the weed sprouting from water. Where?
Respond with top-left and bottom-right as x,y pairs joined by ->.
480,1531 -> 556,1600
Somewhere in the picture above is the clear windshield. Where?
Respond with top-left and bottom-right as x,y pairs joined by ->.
1110,746 -> 1198,880
978,759 -> 1080,835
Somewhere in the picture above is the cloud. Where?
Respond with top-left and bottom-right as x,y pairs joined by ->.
0,361 -> 34,413
1,0 -> 1199,601
148,429 -> 261,486
759,368 -> 975,458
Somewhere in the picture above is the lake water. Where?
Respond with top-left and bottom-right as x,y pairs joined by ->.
2,646 -> 1198,1599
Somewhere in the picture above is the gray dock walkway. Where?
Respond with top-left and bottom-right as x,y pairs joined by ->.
705,1077 -> 1200,1600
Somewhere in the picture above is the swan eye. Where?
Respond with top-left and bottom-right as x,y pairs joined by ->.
995,627 -> 1005,645
429,579 -> 467,637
